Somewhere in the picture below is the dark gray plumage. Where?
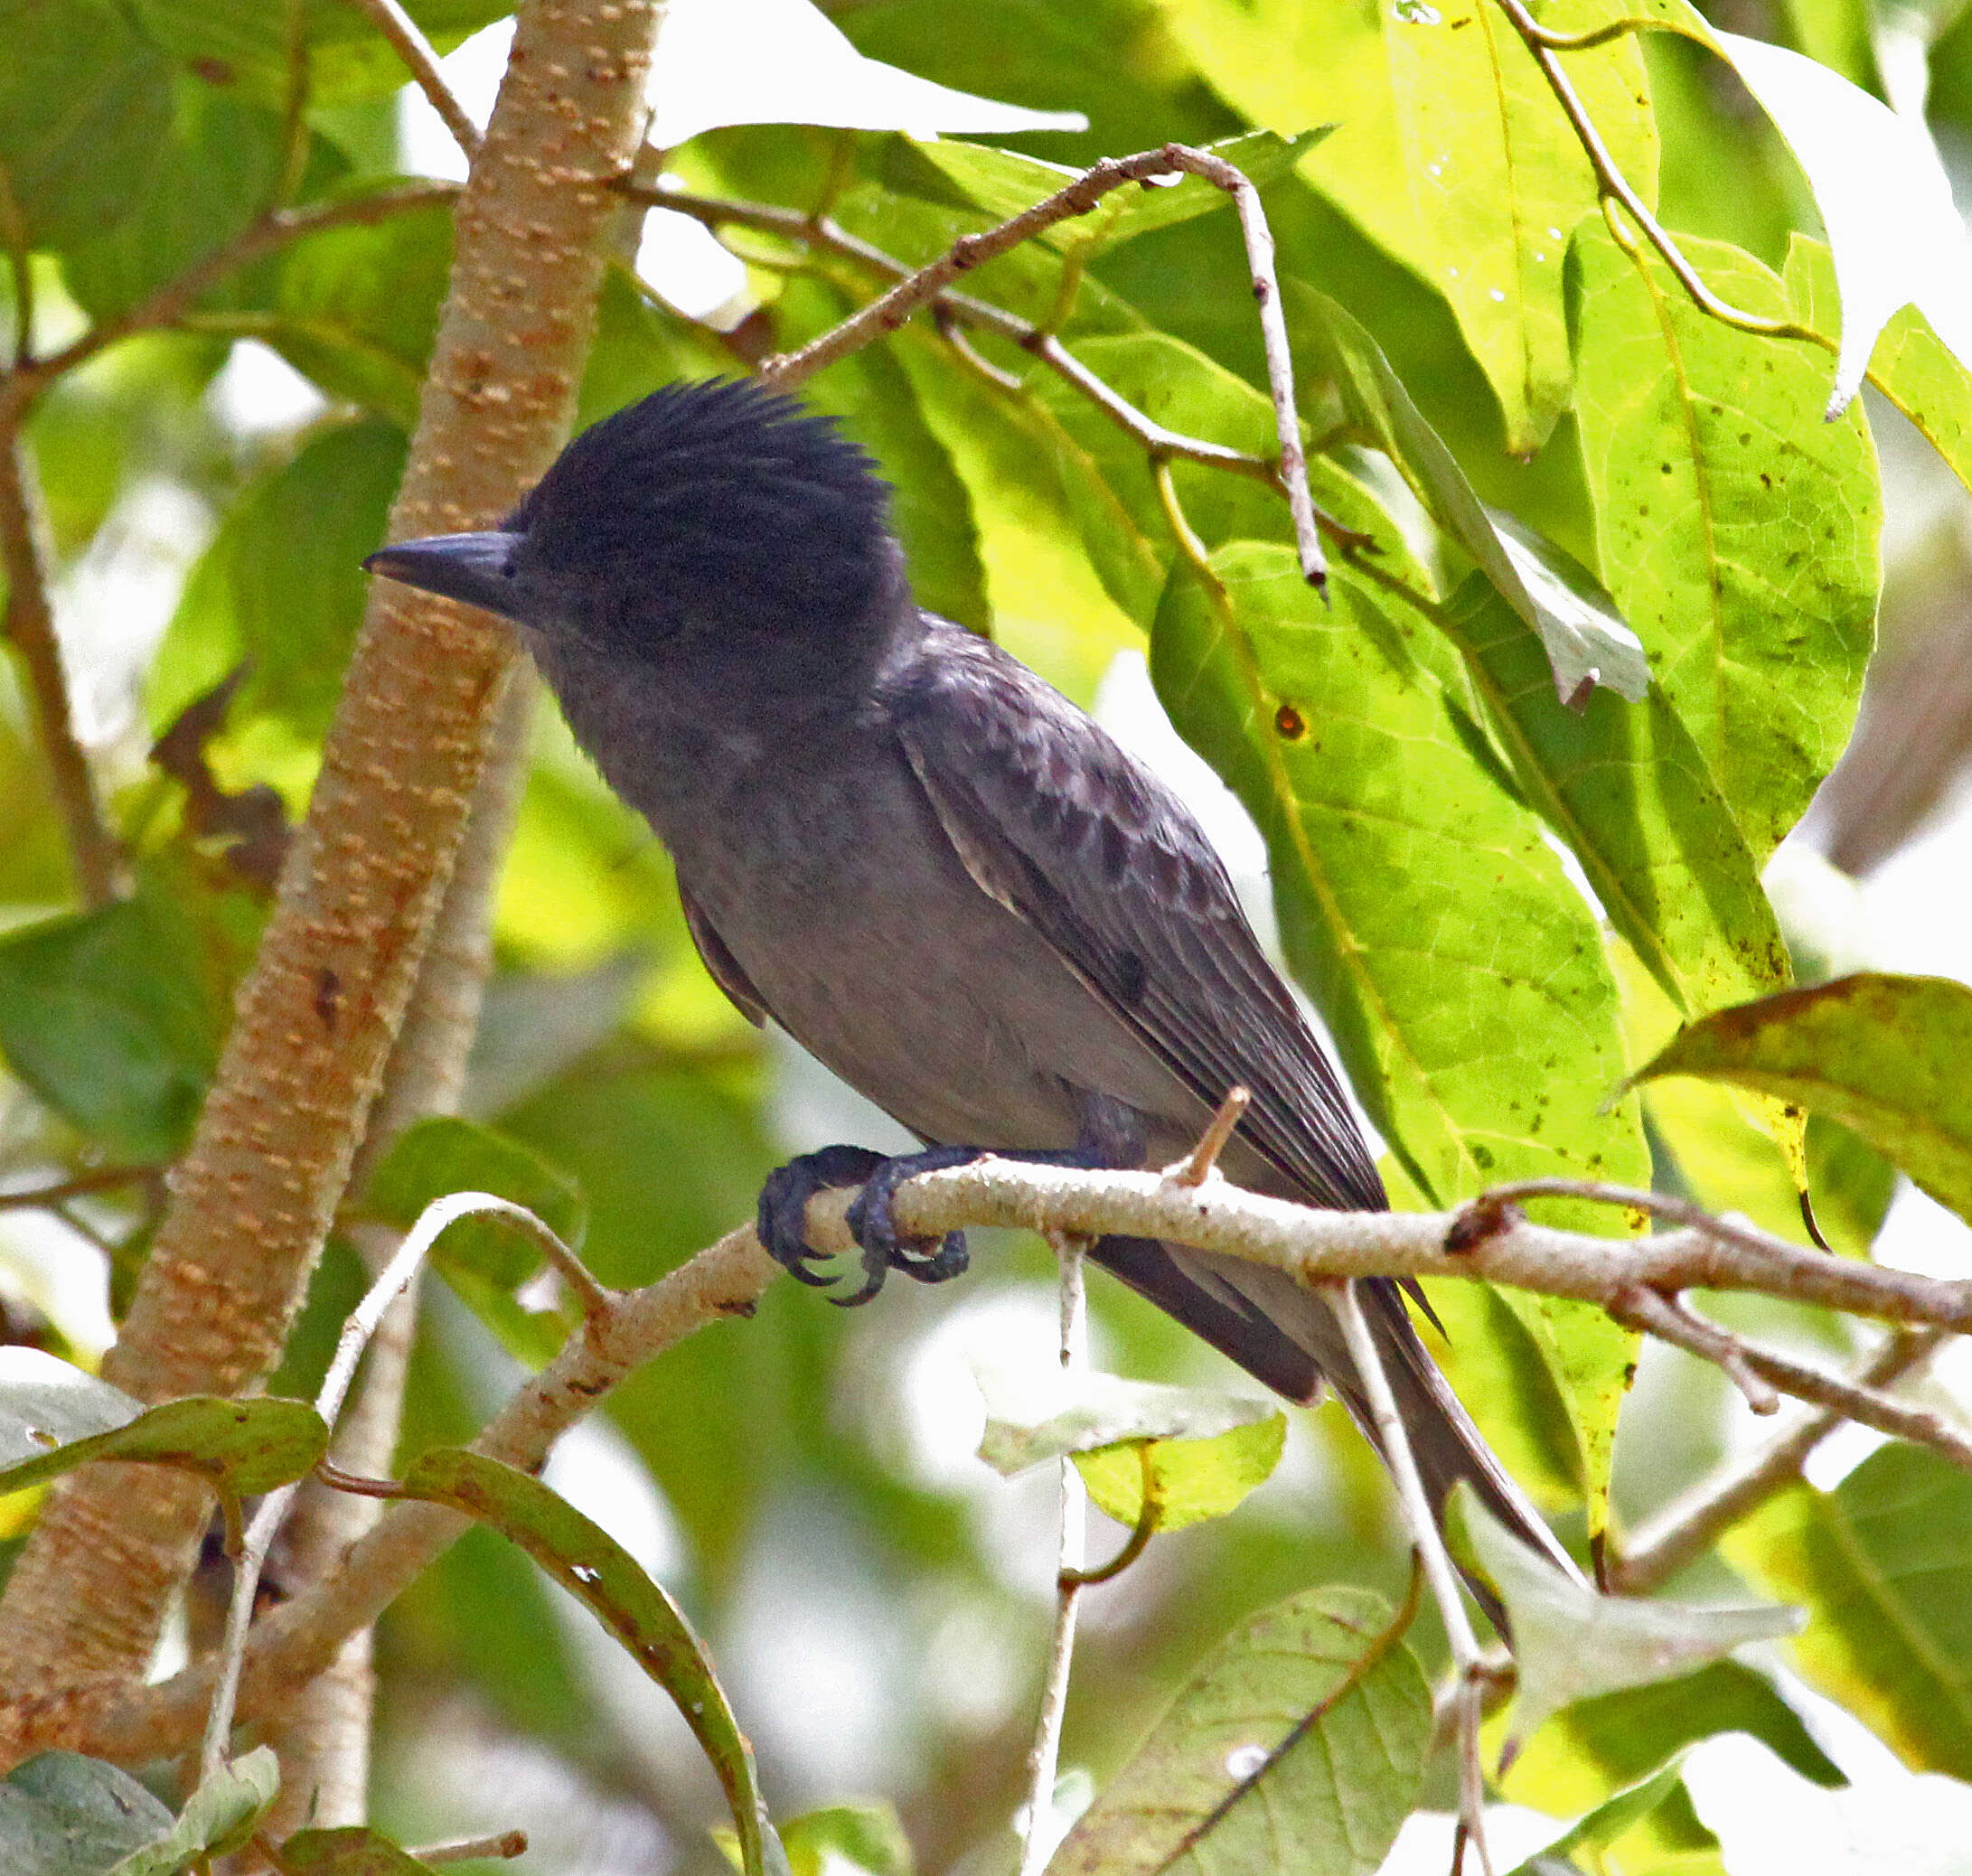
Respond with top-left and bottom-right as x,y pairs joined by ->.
364,379 -> 1576,1601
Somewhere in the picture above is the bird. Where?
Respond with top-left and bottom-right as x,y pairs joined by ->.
364,376 -> 1576,1609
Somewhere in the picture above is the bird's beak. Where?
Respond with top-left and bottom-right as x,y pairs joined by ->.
363,530 -> 527,621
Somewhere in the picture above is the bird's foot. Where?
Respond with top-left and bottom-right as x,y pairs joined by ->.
839,1147 -> 981,1307
756,1145 -> 887,1288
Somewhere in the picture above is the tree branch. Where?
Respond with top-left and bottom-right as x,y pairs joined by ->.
340,0 -> 482,160
1610,1327 -> 1949,1595
0,0 -> 661,1699
11,1155 -> 1972,1768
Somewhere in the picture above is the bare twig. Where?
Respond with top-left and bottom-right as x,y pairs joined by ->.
1019,1233 -> 1089,1876
0,436 -> 120,905
1165,1086 -> 1251,1187
1329,1280 -> 1492,1876
1612,1327 -> 1949,1594
1611,1287 -> 1781,1415
1487,0 -> 1827,350
0,1166 -> 158,1213
339,0 -> 483,159
408,1830 -> 529,1864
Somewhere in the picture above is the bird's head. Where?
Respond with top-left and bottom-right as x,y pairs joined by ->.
363,379 -> 900,667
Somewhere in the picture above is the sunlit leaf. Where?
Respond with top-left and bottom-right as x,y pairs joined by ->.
1506,1757 -> 1691,1876
1291,287 -> 1647,701
1723,1444 -> 1972,1778
1384,0 -> 1657,450
1073,1412 -> 1286,1534
972,1363 -> 1277,1477
1446,577 -> 1787,1018
1712,30 -> 1972,415
1634,972 -> 1972,1225
0,1751 -> 174,1876
108,1749 -> 278,1876
1461,1490 -> 1802,1743
1569,224 -> 1880,862
397,1448 -> 784,1876
277,1825 -> 428,1873
717,1803 -> 913,1876
1049,1585 -> 1429,1874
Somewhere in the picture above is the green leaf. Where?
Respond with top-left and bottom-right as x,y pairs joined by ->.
1291,287 -> 1647,701
1502,1660 -> 1844,1818
0,0 -> 174,254
0,1361 -> 327,1500
900,127 -> 1333,259
0,1752 -> 175,1876
359,1115 -> 587,1366
61,74 -> 285,322
1633,972 -> 1972,1225
1048,1585 -> 1429,1875
1445,577 -> 1788,1018
1074,1413 -> 1286,1534
0,866 -> 252,1158
717,1804 -> 914,1876
1507,1757 -> 1691,1876
1722,1443 -> 1972,1778
276,1825 -> 428,1873
1383,0 -> 1657,450
1568,225 -> 1881,863
155,418 -> 407,736
1461,1491 -> 1801,1742
108,1748 -> 278,1876
1710,28 -> 1972,413
1784,235 -> 1972,501
397,1448 -> 785,1876
1151,543 -> 1648,1517
973,1365 -> 1280,1477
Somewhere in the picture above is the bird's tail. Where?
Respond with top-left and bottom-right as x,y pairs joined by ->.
1091,1235 -> 1582,1628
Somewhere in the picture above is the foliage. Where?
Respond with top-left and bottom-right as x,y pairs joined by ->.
3,0 -> 1972,1869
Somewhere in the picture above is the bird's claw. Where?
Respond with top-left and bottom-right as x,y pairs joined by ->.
756,1145 -> 886,1287
836,1147 -> 976,1305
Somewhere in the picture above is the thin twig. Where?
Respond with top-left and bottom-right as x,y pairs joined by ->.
0,168 -> 33,368
199,1193 -> 593,1778
0,436 -> 119,905
0,183 -> 459,420
1488,0 -> 1823,348
408,1831 -> 529,1864
1611,1286 -> 1780,1414
1019,1233 -> 1089,1876
338,0 -> 483,159
1060,1441 -> 1160,1589
1611,1327 -> 1949,1594
1329,1280 -> 1493,1876
1165,1086 -> 1251,1187
1457,1177 -> 1837,1269
0,1166 -> 158,1212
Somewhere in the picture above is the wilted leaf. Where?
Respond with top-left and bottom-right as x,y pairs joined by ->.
1049,1585 -> 1429,1875
0,1752 -> 174,1876
1723,1444 -> 1972,1778
1074,1412 -> 1287,1534
108,1748 -> 278,1876
973,1363 -> 1277,1477
397,1449 -> 784,1876
1461,1490 -> 1802,1742
1633,972 -> 1972,1225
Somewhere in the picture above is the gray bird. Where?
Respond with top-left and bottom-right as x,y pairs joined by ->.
365,378 -> 1574,1604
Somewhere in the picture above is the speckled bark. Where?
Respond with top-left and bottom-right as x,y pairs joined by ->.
0,0 -> 662,1704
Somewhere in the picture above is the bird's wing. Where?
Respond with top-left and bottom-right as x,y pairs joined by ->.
679,878 -> 769,1028
887,627 -> 1385,1213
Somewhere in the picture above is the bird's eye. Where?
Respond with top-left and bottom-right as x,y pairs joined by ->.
501,560 -> 517,579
